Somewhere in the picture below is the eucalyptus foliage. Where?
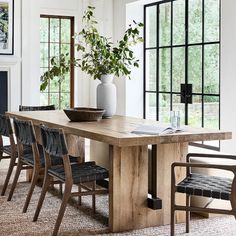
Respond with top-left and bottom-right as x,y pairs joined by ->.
40,53 -> 71,91
40,6 -> 143,91
75,6 -> 143,80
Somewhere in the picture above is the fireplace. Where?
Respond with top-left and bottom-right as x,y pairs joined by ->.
0,71 -> 8,114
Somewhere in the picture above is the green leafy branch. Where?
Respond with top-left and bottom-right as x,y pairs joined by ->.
40,6 -> 143,91
75,6 -> 143,80
40,53 -> 71,91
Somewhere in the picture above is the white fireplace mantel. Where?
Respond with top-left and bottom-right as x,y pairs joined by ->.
0,56 -> 21,66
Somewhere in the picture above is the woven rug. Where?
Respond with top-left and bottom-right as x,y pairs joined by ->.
0,160 -> 236,236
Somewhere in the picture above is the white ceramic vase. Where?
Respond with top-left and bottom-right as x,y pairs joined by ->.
97,74 -> 116,118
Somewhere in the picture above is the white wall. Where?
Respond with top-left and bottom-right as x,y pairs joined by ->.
126,1 -> 144,118
113,0 -> 158,116
21,0 -> 40,106
220,0 -> 236,153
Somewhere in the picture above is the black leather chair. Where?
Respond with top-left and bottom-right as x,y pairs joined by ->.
0,114 -> 31,196
8,118 -> 78,213
33,124 -> 109,236
171,153 -> 236,236
7,118 -> 46,212
19,105 -> 55,111
0,114 -> 18,196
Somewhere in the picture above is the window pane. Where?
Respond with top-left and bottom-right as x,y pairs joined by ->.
40,16 -> 73,109
61,19 -> 71,43
159,48 -> 170,92
159,93 -> 170,123
50,18 -> 60,43
61,74 -> 70,92
40,18 -> 48,42
188,0 -> 202,44
172,47 -> 185,93
159,3 -> 171,47
145,49 -> 156,91
40,93 -> 48,106
145,93 -> 156,120
61,43 -> 70,55
50,43 -> 60,58
204,96 -> 219,129
60,93 -> 70,109
204,0 -> 219,42
40,43 -> 48,67
188,95 -> 202,127
204,44 -> 219,94
50,78 -> 59,93
172,94 -> 185,126
188,46 -> 202,93
173,0 -> 185,45
50,93 -> 59,109
145,6 -> 157,48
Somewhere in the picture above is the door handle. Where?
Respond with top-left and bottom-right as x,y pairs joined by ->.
180,84 -> 192,104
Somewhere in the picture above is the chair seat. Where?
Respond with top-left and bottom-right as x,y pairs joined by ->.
176,173 -> 232,200
22,145 -> 78,167
2,144 -> 32,156
48,161 -> 109,183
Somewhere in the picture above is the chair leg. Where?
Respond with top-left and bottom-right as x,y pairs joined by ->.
52,183 -> 72,236
92,181 -> 96,214
59,183 -> 63,197
78,185 -> 81,207
33,173 -> 51,222
7,161 -> 23,201
186,194 -> 190,233
23,167 -> 40,213
1,153 -> 17,196
171,182 -> 175,236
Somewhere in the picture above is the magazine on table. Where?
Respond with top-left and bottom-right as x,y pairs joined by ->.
131,125 -> 182,135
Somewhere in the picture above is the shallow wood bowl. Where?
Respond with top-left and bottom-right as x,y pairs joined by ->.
64,107 -> 105,122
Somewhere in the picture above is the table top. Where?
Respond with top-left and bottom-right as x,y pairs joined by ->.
7,110 -> 232,147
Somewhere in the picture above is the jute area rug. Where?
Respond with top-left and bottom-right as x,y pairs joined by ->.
0,160 -> 236,236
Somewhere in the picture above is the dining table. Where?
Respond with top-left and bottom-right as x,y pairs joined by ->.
6,110 -> 232,232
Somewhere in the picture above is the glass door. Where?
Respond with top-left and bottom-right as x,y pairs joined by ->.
144,0 -> 220,149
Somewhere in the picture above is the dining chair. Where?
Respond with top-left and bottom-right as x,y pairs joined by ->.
0,114 -> 18,196
33,124 -> 109,236
7,118 -> 79,213
0,114 -> 32,196
171,153 -> 236,236
19,105 -> 56,111
7,118 -> 46,213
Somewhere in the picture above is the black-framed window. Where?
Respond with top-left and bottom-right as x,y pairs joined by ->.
144,0 -> 220,150
40,15 -> 75,110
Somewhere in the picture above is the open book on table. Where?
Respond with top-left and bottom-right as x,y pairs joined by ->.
131,125 -> 181,135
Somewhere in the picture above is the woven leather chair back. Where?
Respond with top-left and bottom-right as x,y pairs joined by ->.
19,105 -> 55,111
13,118 -> 36,145
0,114 -> 13,137
40,124 -> 68,157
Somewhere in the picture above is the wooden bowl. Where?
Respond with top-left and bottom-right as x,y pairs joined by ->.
63,107 -> 105,122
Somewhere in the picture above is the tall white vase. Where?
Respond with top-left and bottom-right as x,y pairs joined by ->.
97,74 -> 116,118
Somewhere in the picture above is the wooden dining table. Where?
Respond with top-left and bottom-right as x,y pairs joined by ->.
7,110 -> 232,232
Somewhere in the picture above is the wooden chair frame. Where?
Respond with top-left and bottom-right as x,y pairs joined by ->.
33,126 -> 108,236
7,119 -> 44,213
0,115 -> 18,196
171,153 -> 236,236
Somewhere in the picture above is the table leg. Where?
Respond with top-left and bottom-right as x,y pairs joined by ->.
155,142 -> 188,225
109,145 -> 160,232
